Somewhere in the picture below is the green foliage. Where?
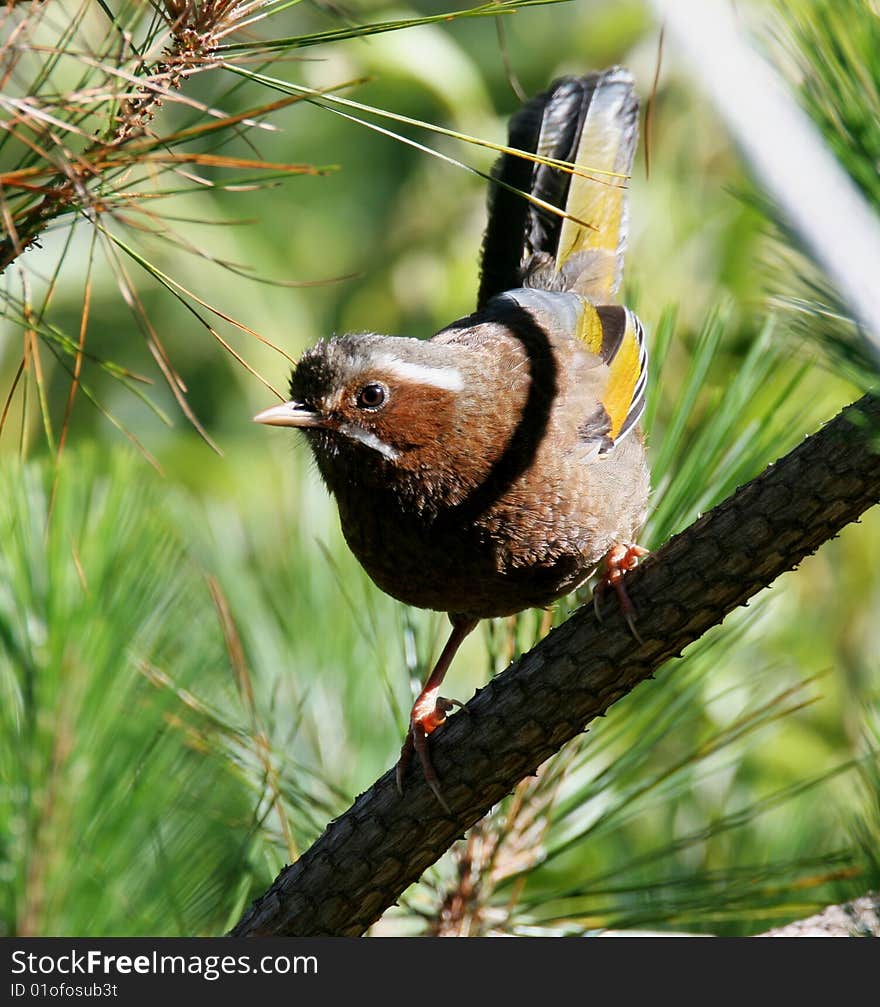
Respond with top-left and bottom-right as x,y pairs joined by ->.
783,0 -> 880,209
1,0 -> 878,937
0,451 -> 251,934
767,0 -> 880,384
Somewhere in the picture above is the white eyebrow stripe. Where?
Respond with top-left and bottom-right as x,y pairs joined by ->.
339,422 -> 399,461
374,356 -> 464,392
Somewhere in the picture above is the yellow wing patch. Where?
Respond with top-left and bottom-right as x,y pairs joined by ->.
596,306 -> 647,443
574,300 -> 605,354
603,323 -> 641,439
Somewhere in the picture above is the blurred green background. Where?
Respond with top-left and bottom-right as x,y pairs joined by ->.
1,0 -> 878,935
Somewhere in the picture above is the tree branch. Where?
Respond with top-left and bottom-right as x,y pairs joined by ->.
231,393 -> 880,937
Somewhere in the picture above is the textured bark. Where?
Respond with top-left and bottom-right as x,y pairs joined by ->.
231,394 -> 880,937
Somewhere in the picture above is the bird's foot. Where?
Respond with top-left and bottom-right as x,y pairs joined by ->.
395,687 -> 465,811
593,542 -> 649,641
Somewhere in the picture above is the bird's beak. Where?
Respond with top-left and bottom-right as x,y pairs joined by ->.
252,400 -> 325,428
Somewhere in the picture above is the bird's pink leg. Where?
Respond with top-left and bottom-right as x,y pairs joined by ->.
396,616 -> 477,810
593,542 -> 649,640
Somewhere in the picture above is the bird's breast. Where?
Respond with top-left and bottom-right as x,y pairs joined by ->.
328,430 -> 648,620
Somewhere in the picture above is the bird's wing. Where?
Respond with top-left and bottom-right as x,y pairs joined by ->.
588,303 -> 647,446
492,289 -> 647,452
478,68 -> 639,307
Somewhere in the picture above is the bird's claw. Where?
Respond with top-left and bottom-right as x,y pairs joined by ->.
593,542 -> 648,641
395,692 -> 461,812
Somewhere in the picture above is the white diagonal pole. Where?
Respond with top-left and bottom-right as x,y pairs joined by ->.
650,0 -> 880,362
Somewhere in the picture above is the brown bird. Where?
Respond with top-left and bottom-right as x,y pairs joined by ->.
255,68 -> 650,807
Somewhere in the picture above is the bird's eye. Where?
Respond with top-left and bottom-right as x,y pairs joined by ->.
356,382 -> 387,409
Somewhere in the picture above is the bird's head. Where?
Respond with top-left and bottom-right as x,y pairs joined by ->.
254,333 -> 488,493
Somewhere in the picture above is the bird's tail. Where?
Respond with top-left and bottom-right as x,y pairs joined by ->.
477,68 -> 640,307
